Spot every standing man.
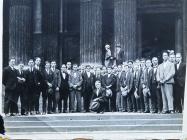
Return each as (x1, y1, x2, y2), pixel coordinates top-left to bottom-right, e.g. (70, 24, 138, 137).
(133, 62, 142, 113)
(116, 65, 123, 112)
(104, 44, 112, 67)
(174, 53, 186, 113)
(103, 67, 116, 112)
(58, 64, 69, 113)
(66, 61, 72, 111)
(34, 57, 43, 114)
(16, 62, 27, 115)
(42, 61, 54, 114)
(51, 61, 61, 113)
(25, 59, 36, 115)
(3, 58, 18, 116)
(157, 51, 175, 114)
(69, 64, 83, 112)
(141, 59, 153, 113)
(152, 57, 162, 113)
(82, 65, 95, 112)
(116, 44, 124, 65)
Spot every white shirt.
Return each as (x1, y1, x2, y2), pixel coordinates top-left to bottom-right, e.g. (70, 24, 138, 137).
(62, 72, 66, 79)
(177, 62, 181, 70)
(51, 67, 55, 72)
(87, 72, 91, 78)
(35, 65, 39, 70)
(96, 88, 100, 96)
(46, 69, 50, 74)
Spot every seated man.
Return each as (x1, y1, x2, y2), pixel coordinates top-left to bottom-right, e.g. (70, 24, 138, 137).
(90, 80, 107, 113)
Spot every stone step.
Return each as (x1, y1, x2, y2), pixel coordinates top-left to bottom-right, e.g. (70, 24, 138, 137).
(4, 113, 183, 121)
(4, 113, 182, 133)
(4, 119, 182, 126)
(6, 124, 182, 132)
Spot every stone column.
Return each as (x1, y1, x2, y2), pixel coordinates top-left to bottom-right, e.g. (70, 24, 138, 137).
(59, 0, 64, 66)
(175, 17, 183, 54)
(182, 0, 187, 135)
(42, 0, 59, 63)
(114, 0, 137, 60)
(33, 0, 43, 59)
(137, 19, 142, 58)
(0, 0, 3, 114)
(183, 0, 187, 62)
(80, 0, 102, 65)
(9, 0, 32, 64)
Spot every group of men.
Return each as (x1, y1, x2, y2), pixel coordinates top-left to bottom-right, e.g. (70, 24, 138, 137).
(2, 50, 186, 116)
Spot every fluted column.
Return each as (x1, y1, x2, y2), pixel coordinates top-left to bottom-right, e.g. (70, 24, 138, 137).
(9, 0, 32, 63)
(80, 0, 102, 65)
(175, 17, 183, 54)
(137, 20, 142, 58)
(43, 0, 59, 63)
(59, 0, 64, 66)
(114, 0, 137, 60)
(183, 0, 187, 62)
(33, 0, 43, 59)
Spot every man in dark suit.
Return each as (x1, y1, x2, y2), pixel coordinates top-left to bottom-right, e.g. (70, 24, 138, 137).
(174, 53, 186, 113)
(90, 80, 107, 113)
(141, 59, 154, 113)
(34, 57, 43, 114)
(82, 65, 95, 112)
(25, 59, 37, 115)
(42, 61, 54, 114)
(3, 58, 18, 116)
(139, 58, 146, 112)
(16, 62, 27, 115)
(120, 64, 134, 112)
(133, 62, 142, 112)
(66, 61, 72, 111)
(58, 64, 69, 113)
(103, 67, 116, 112)
(51, 61, 61, 113)
(152, 57, 162, 113)
(116, 44, 124, 65)
(69, 64, 83, 112)
(116, 65, 123, 112)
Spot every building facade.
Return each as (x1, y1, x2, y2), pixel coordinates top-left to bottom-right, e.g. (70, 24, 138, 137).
(3, 0, 187, 67)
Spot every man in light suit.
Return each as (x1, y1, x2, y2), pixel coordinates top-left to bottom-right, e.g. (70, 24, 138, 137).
(69, 64, 83, 112)
(51, 61, 61, 113)
(174, 53, 186, 113)
(157, 51, 175, 114)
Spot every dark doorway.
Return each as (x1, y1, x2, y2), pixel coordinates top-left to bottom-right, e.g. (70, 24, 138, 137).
(141, 13, 175, 60)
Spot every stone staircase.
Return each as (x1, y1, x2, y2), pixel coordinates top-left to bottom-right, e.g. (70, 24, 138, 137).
(4, 112, 183, 134)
